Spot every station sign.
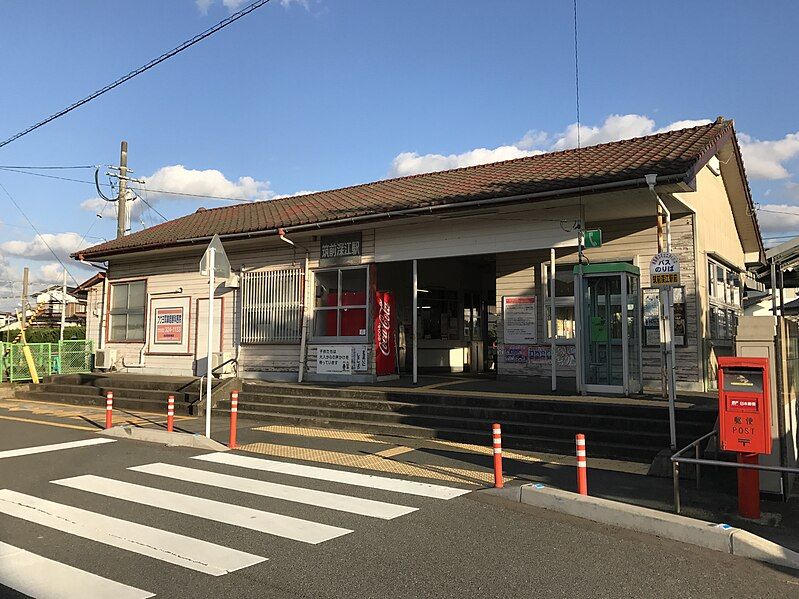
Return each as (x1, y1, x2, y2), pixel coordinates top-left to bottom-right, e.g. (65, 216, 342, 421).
(650, 252, 681, 287)
(320, 232, 362, 266)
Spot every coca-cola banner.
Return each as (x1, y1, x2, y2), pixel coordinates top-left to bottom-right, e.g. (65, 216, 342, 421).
(374, 290, 397, 376)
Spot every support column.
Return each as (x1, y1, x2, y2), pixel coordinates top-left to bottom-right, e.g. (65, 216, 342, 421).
(412, 259, 418, 385)
(550, 248, 556, 392)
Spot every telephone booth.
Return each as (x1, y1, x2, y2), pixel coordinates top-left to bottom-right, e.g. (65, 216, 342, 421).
(574, 263, 642, 395)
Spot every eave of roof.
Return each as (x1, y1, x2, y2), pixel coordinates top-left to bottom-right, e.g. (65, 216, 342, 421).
(75, 119, 755, 261)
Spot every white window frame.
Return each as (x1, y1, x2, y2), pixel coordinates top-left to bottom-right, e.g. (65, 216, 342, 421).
(311, 265, 370, 343)
(707, 257, 742, 343)
(109, 280, 146, 342)
(542, 262, 576, 343)
(240, 267, 304, 344)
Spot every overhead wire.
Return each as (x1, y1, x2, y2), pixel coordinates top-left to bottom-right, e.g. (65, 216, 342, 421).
(0, 165, 257, 203)
(0, 0, 274, 149)
(0, 179, 79, 285)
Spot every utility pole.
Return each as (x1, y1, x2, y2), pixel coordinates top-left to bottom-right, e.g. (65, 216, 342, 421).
(116, 140, 128, 239)
(20, 267, 29, 333)
(60, 267, 67, 342)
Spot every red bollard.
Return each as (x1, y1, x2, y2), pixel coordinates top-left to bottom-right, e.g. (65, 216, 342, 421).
(228, 390, 239, 449)
(105, 391, 113, 429)
(576, 433, 588, 495)
(166, 394, 175, 432)
(492, 423, 503, 488)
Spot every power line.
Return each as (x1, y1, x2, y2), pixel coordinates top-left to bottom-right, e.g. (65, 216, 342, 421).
(0, 179, 78, 285)
(0, 164, 96, 170)
(132, 190, 168, 222)
(0, 0, 273, 149)
(757, 207, 799, 216)
(0, 166, 257, 203)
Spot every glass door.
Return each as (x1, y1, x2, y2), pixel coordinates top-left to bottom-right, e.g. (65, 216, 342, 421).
(584, 275, 624, 391)
(625, 273, 642, 393)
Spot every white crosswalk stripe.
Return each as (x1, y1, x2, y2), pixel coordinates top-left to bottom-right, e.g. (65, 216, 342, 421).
(0, 451, 470, 595)
(0, 489, 266, 575)
(192, 452, 472, 499)
(129, 462, 419, 520)
(0, 541, 154, 599)
(52, 474, 354, 544)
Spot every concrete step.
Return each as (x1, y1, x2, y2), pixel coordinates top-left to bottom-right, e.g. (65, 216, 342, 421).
(216, 400, 696, 450)
(218, 408, 663, 462)
(34, 383, 197, 404)
(14, 390, 196, 416)
(44, 373, 204, 393)
(228, 393, 712, 435)
(240, 381, 716, 421)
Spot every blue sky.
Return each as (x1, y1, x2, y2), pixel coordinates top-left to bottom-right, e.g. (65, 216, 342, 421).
(0, 0, 798, 308)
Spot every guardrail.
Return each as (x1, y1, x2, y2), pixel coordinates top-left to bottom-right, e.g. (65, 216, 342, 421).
(670, 430, 799, 513)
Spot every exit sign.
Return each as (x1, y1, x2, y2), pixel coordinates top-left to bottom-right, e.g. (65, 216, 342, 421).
(584, 229, 602, 248)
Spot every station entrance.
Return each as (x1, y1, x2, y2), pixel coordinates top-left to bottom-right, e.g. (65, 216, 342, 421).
(376, 255, 496, 376)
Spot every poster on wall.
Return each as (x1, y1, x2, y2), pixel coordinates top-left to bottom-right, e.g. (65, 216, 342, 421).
(642, 287, 686, 347)
(317, 345, 352, 374)
(149, 296, 191, 354)
(155, 308, 183, 343)
(352, 345, 369, 372)
(503, 296, 537, 344)
(502, 345, 528, 364)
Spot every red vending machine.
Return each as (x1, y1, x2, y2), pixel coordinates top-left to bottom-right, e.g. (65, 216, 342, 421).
(374, 291, 397, 376)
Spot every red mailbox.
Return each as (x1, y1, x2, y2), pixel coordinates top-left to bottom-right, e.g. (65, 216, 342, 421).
(717, 356, 772, 520)
(718, 357, 771, 455)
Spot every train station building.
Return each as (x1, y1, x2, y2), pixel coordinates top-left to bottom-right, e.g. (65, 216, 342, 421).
(75, 119, 764, 394)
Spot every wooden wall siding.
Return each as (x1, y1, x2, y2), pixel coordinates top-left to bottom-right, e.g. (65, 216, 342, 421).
(373, 206, 579, 262)
(494, 215, 702, 387)
(98, 229, 377, 375)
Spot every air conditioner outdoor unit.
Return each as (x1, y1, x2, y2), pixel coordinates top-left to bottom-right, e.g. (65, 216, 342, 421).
(95, 348, 117, 370)
(212, 352, 234, 377)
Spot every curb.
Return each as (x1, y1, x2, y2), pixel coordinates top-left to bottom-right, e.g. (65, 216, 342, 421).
(484, 483, 799, 571)
(99, 425, 229, 451)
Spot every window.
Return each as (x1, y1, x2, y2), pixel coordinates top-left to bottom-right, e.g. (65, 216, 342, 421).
(313, 266, 368, 339)
(109, 281, 145, 341)
(241, 268, 304, 343)
(707, 259, 742, 342)
(543, 264, 576, 340)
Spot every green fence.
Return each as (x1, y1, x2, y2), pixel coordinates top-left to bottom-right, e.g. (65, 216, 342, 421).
(0, 340, 93, 383)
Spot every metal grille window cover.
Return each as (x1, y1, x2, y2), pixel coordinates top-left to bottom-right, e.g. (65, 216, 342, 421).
(241, 268, 304, 343)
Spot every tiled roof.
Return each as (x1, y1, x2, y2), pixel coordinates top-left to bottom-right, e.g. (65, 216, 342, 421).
(77, 119, 737, 259)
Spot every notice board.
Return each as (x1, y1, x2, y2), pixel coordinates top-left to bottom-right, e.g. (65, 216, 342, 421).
(503, 296, 537, 344)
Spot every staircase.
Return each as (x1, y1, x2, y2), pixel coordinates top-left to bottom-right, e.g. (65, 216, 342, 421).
(14, 373, 218, 416)
(215, 381, 718, 463)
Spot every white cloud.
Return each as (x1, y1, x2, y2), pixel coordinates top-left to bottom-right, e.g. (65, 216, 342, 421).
(195, 0, 213, 14)
(755, 204, 799, 234)
(550, 115, 711, 151)
(738, 132, 799, 180)
(144, 164, 272, 201)
(390, 115, 711, 177)
(390, 146, 544, 177)
(0, 232, 89, 263)
(197, 0, 310, 13)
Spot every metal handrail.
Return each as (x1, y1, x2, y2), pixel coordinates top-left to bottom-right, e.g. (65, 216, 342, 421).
(196, 357, 238, 409)
(670, 430, 799, 513)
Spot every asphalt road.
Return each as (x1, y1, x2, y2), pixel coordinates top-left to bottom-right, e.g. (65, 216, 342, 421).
(0, 418, 797, 599)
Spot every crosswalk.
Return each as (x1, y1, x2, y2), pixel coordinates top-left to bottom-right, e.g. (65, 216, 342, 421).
(0, 450, 471, 598)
